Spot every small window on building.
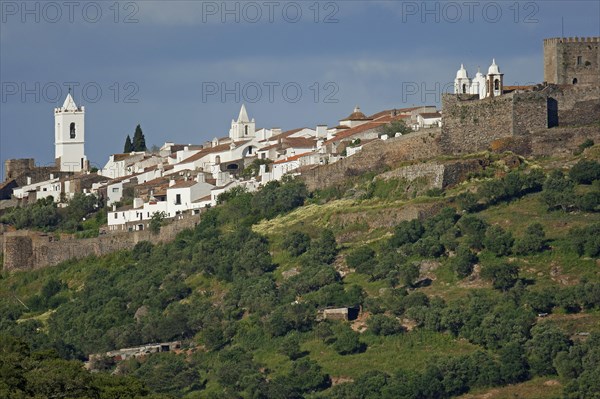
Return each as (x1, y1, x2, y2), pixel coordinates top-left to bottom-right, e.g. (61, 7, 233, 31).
(114, 213, 117, 219)
(175, 194, 181, 205)
(112, 187, 119, 192)
(70, 122, 76, 139)
(245, 125, 248, 135)
(494, 79, 500, 90)
(462, 83, 467, 94)
(577, 56, 582, 65)
(573, 78, 578, 85)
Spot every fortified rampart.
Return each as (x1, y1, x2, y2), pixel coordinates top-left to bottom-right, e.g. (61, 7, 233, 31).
(300, 129, 442, 191)
(4, 159, 35, 181)
(543, 84, 600, 127)
(2, 214, 201, 272)
(375, 158, 486, 190)
(441, 83, 600, 155)
(440, 91, 548, 154)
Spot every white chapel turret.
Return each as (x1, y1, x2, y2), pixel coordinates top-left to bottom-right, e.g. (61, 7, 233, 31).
(486, 59, 504, 97)
(472, 67, 487, 99)
(453, 59, 505, 99)
(54, 91, 87, 172)
(454, 64, 471, 94)
(229, 104, 256, 140)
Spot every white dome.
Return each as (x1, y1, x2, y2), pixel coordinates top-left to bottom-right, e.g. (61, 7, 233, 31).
(456, 64, 468, 79)
(488, 59, 500, 75)
(475, 67, 483, 78)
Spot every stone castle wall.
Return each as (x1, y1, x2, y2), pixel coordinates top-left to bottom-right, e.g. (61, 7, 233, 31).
(3, 214, 201, 272)
(300, 129, 442, 191)
(4, 159, 35, 181)
(543, 84, 600, 127)
(544, 37, 600, 85)
(375, 158, 486, 190)
(440, 91, 548, 155)
(441, 82, 600, 156)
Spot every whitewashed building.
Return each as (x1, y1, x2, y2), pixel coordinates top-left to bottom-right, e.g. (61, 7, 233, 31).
(55, 92, 87, 172)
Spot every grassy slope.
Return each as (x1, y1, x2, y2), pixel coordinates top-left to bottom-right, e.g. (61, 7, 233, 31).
(2, 149, 598, 398)
(249, 150, 600, 397)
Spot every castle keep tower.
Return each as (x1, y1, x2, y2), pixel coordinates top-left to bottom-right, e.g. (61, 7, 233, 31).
(55, 92, 87, 172)
(544, 37, 600, 85)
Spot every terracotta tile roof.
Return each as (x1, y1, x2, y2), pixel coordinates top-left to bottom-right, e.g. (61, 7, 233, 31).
(259, 143, 280, 151)
(112, 153, 139, 162)
(194, 194, 212, 203)
(331, 125, 350, 130)
(368, 107, 427, 120)
(137, 176, 170, 187)
(418, 112, 442, 118)
(179, 140, 250, 164)
(267, 128, 306, 142)
(324, 114, 409, 144)
(281, 137, 316, 148)
(259, 136, 316, 152)
(273, 152, 312, 164)
(113, 204, 134, 212)
(106, 173, 141, 185)
(169, 180, 198, 189)
(503, 85, 535, 92)
(342, 110, 371, 121)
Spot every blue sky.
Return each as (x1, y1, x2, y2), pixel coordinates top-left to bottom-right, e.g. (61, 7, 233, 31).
(1, 1, 599, 172)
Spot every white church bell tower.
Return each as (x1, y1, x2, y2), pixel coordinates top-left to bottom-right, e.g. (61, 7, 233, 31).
(229, 104, 256, 140)
(55, 91, 87, 172)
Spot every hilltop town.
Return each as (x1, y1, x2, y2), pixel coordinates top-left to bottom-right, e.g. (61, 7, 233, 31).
(1, 36, 600, 399)
(1, 36, 599, 269)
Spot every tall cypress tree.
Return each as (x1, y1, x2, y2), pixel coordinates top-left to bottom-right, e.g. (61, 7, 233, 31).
(132, 124, 147, 152)
(123, 135, 133, 153)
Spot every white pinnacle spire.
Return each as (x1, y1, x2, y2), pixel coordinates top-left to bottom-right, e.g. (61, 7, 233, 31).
(237, 104, 250, 123)
(62, 92, 78, 111)
(488, 58, 500, 75)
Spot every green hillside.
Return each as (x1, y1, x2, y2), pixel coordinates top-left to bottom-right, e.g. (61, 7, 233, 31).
(1, 147, 599, 399)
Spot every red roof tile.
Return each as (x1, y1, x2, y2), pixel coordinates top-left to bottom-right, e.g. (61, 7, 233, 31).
(179, 140, 250, 164)
(324, 114, 409, 144)
(273, 152, 312, 164)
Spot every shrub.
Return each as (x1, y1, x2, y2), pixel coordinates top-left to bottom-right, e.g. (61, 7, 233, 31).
(279, 332, 302, 360)
(367, 314, 404, 336)
(573, 138, 594, 155)
(332, 327, 363, 355)
(569, 159, 600, 184)
(450, 246, 478, 278)
(568, 223, 600, 257)
(541, 170, 576, 211)
(282, 231, 311, 257)
(412, 236, 445, 258)
(577, 191, 600, 212)
(481, 262, 519, 291)
(304, 229, 338, 265)
(514, 223, 546, 255)
(456, 192, 479, 212)
(389, 219, 424, 248)
(132, 241, 154, 260)
(483, 225, 514, 257)
(346, 246, 377, 275)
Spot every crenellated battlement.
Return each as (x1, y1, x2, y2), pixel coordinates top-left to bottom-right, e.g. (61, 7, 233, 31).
(544, 37, 600, 44)
(544, 36, 600, 86)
